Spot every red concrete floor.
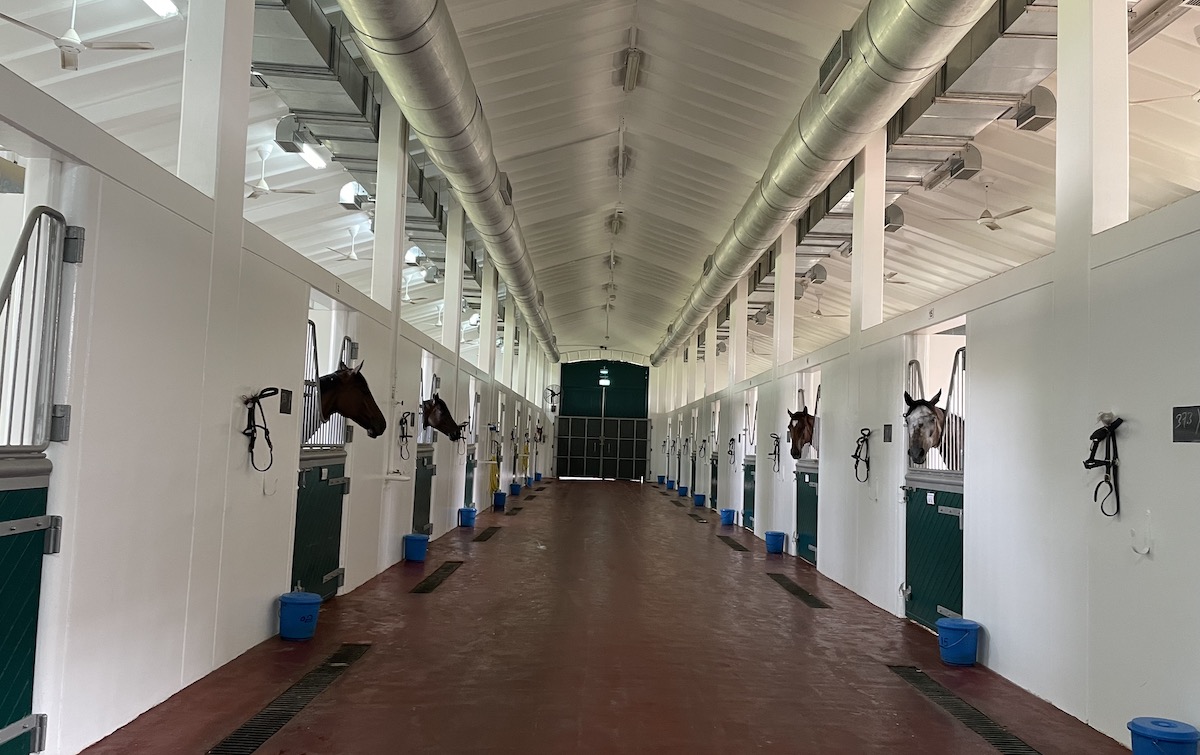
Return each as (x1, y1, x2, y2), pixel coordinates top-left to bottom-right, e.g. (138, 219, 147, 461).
(84, 480, 1126, 754)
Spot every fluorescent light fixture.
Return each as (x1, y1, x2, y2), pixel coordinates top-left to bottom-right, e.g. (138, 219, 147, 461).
(299, 142, 326, 170)
(599, 377, 611, 386)
(142, 0, 179, 18)
(623, 48, 642, 92)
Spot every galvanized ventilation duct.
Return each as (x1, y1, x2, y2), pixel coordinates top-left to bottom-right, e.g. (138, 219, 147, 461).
(338, 0, 559, 361)
(649, 0, 992, 366)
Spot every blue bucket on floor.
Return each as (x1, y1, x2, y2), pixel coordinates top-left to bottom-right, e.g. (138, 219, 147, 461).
(657, 475, 665, 485)
(525, 477, 533, 488)
(666, 479, 675, 490)
(509, 482, 522, 497)
(678, 485, 689, 497)
(403, 533, 429, 562)
(765, 531, 786, 554)
(693, 494, 706, 507)
(458, 507, 477, 528)
(535, 473, 542, 482)
(936, 617, 981, 666)
(493, 491, 506, 511)
(720, 508, 736, 525)
(278, 591, 321, 641)
(1129, 718, 1200, 755)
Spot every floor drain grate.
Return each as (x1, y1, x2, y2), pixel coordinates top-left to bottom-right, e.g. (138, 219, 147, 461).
(504, 507, 524, 516)
(767, 573, 830, 608)
(888, 666, 1042, 754)
(717, 535, 749, 552)
(207, 644, 370, 754)
(672, 500, 685, 507)
(473, 526, 501, 542)
(688, 513, 708, 523)
(535, 486, 547, 491)
(524, 495, 538, 500)
(411, 561, 463, 593)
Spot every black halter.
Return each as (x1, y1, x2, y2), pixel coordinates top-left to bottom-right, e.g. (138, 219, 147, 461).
(852, 428, 871, 483)
(1084, 417, 1122, 517)
(242, 387, 279, 472)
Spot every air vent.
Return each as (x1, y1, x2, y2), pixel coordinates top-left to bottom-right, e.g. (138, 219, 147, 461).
(1014, 86, 1057, 132)
(498, 172, 513, 205)
(819, 30, 853, 94)
(884, 204, 904, 232)
(1186, 0, 1200, 7)
(702, 254, 714, 275)
(955, 144, 983, 181)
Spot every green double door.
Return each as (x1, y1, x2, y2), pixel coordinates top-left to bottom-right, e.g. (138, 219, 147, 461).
(293, 457, 347, 600)
(795, 466, 818, 566)
(742, 460, 756, 530)
(904, 486, 964, 630)
(0, 484, 51, 755)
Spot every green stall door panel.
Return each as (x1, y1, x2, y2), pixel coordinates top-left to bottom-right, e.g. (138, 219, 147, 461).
(796, 471, 819, 566)
(905, 488, 963, 631)
(0, 487, 48, 755)
(743, 462, 756, 530)
(464, 455, 476, 507)
(413, 455, 435, 534)
(709, 456, 718, 509)
(291, 464, 344, 601)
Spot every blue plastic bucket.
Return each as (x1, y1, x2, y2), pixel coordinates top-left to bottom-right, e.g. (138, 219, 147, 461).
(936, 617, 981, 666)
(278, 591, 321, 641)
(678, 485, 689, 497)
(693, 494, 706, 507)
(509, 482, 522, 497)
(666, 480, 675, 490)
(402, 533, 429, 562)
(720, 508, 736, 525)
(765, 531, 786, 554)
(535, 473, 543, 482)
(1129, 718, 1200, 755)
(657, 475, 666, 485)
(493, 491, 507, 511)
(458, 507, 477, 528)
(525, 477, 533, 488)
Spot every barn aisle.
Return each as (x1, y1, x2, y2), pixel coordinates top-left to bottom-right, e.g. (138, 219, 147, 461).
(83, 480, 1122, 754)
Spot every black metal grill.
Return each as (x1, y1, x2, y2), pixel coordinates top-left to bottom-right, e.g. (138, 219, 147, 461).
(473, 526, 501, 542)
(717, 535, 749, 552)
(767, 573, 830, 608)
(888, 666, 1042, 754)
(207, 644, 370, 755)
(524, 494, 538, 500)
(411, 561, 463, 593)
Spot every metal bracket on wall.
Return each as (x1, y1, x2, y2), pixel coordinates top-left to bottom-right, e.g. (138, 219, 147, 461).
(345, 425, 354, 443)
(297, 470, 307, 489)
(0, 713, 47, 751)
(348, 341, 359, 360)
(49, 405, 70, 442)
(322, 567, 345, 590)
(63, 225, 85, 264)
(330, 476, 350, 495)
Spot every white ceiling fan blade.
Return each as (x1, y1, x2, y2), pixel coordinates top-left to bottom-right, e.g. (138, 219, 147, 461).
(1130, 88, 1200, 105)
(991, 205, 1033, 221)
(0, 12, 60, 41)
(271, 189, 317, 195)
(85, 40, 154, 50)
(983, 220, 1003, 231)
(937, 217, 980, 222)
(59, 48, 79, 70)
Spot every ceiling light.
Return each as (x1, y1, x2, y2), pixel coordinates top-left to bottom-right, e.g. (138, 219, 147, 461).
(621, 27, 642, 93)
(404, 245, 425, 265)
(716, 341, 728, 355)
(299, 142, 326, 170)
(142, 0, 179, 18)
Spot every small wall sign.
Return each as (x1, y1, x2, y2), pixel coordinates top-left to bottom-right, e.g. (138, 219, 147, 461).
(1173, 406, 1200, 442)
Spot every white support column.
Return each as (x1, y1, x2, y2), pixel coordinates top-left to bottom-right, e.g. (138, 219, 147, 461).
(478, 260, 499, 374)
(501, 296, 515, 388)
(729, 276, 749, 386)
(440, 200, 465, 352)
(773, 223, 797, 364)
(704, 310, 718, 396)
(691, 333, 703, 402)
(851, 128, 886, 336)
(174, 0, 254, 684)
(516, 322, 530, 399)
(371, 95, 408, 308)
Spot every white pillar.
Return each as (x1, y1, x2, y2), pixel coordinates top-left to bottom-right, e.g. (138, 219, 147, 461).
(773, 222, 797, 364)
(371, 96, 408, 308)
(851, 128, 886, 335)
(704, 310, 718, 396)
(440, 200, 465, 352)
(501, 296, 515, 388)
(729, 276, 749, 386)
(174, 0, 254, 684)
(478, 260, 499, 374)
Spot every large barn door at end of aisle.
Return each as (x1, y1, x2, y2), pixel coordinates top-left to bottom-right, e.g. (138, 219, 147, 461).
(555, 416, 648, 480)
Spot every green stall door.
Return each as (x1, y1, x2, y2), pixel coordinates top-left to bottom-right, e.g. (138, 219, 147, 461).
(709, 455, 719, 509)
(0, 487, 49, 755)
(795, 469, 818, 566)
(292, 463, 345, 600)
(743, 461, 756, 530)
(464, 454, 476, 507)
(904, 488, 964, 631)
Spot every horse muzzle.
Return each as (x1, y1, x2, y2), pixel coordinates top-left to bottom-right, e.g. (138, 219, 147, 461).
(790, 447, 801, 460)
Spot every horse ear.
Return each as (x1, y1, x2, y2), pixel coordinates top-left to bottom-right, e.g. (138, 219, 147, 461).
(800, 405, 808, 414)
(928, 389, 942, 406)
(352, 360, 363, 375)
(787, 409, 798, 419)
(904, 391, 915, 408)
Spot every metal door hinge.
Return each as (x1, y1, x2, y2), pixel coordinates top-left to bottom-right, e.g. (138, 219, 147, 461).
(64, 225, 85, 264)
(297, 470, 306, 489)
(937, 604, 962, 619)
(44, 516, 62, 554)
(1, 515, 61, 554)
(49, 405, 70, 442)
(322, 567, 345, 589)
(345, 425, 354, 443)
(0, 713, 47, 751)
(900, 582, 912, 600)
(348, 341, 359, 360)
(329, 476, 350, 495)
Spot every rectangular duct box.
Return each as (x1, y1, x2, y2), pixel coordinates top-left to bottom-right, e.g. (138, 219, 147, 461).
(499, 172, 513, 205)
(1015, 104, 1054, 132)
(818, 30, 852, 94)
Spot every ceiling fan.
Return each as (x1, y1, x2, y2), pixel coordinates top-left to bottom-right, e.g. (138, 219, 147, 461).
(806, 293, 849, 320)
(246, 145, 317, 199)
(938, 183, 1032, 231)
(0, 0, 154, 71)
(1130, 87, 1200, 106)
(884, 271, 910, 285)
(327, 227, 371, 261)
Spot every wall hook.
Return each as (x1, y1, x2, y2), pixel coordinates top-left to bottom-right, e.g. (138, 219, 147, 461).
(1131, 509, 1152, 556)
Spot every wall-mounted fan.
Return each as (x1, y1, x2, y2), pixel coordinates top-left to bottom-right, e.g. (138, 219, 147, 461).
(246, 146, 317, 199)
(0, 0, 154, 71)
(544, 384, 562, 413)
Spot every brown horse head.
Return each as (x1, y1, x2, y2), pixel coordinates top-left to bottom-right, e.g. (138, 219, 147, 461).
(420, 393, 464, 442)
(903, 389, 945, 466)
(320, 361, 386, 438)
(787, 407, 816, 460)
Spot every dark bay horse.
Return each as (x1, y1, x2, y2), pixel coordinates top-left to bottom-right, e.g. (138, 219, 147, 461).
(787, 407, 816, 460)
(421, 392, 465, 442)
(903, 390, 964, 471)
(321, 361, 387, 438)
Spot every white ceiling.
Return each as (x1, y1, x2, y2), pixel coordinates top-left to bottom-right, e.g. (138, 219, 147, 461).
(2, 0, 1199, 376)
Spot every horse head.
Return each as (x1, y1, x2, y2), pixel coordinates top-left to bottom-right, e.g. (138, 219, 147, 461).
(321, 361, 387, 438)
(903, 389, 945, 466)
(420, 393, 464, 442)
(786, 407, 816, 459)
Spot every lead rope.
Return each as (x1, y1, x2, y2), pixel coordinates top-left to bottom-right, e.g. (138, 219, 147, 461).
(852, 428, 871, 483)
(241, 387, 279, 472)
